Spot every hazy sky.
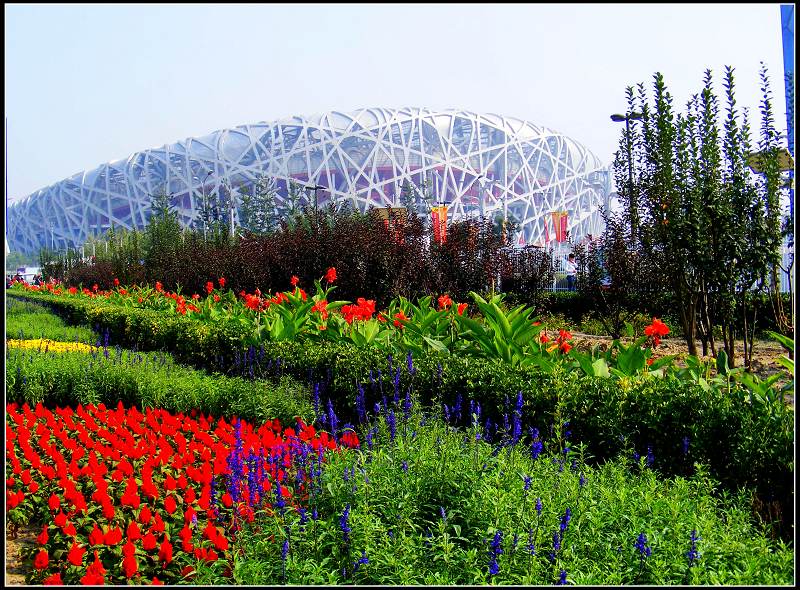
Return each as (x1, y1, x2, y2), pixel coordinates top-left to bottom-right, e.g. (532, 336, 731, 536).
(4, 3, 791, 202)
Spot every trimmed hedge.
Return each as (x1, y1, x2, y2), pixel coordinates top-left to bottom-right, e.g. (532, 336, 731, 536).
(5, 345, 313, 427)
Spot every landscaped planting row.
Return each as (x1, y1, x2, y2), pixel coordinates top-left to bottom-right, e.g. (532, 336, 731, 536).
(6, 399, 793, 585)
(7, 287, 793, 540)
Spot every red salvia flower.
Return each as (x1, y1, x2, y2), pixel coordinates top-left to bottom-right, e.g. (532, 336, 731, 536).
(37, 525, 49, 545)
(218, 277, 225, 288)
(67, 541, 86, 566)
(126, 520, 141, 541)
(142, 532, 158, 551)
(205, 281, 214, 295)
(33, 550, 49, 570)
(158, 538, 173, 565)
(88, 524, 104, 546)
(324, 267, 337, 284)
(43, 572, 63, 585)
(104, 526, 123, 546)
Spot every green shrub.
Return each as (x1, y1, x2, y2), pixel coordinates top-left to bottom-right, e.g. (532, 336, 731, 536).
(5, 347, 312, 426)
(6, 297, 98, 343)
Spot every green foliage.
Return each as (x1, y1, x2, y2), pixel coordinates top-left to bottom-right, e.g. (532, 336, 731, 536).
(225, 413, 792, 584)
(5, 346, 312, 426)
(611, 65, 791, 363)
(6, 297, 98, 343)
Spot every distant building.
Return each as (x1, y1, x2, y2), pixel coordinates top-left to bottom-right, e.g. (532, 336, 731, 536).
(7, 107, 611, 254)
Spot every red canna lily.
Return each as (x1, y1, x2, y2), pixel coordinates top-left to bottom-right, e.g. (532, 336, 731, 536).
(324, 267, 337, 284)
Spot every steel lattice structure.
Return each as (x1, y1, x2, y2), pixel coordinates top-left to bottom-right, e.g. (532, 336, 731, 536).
(7, 107, 611, 254)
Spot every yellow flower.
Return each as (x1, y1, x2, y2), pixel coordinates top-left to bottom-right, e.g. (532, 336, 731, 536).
(6, 339, 97, 354)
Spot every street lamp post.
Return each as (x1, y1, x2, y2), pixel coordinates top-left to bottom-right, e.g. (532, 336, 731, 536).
(196, 170, 213, 241)
(611, 111, 643, 238)
(305, 183, 327, 212)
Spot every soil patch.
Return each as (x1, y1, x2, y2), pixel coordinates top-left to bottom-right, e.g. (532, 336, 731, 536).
(5, 522, 38, 586)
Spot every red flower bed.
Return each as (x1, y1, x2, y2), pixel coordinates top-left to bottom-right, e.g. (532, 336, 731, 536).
(6, 402, 355, 585)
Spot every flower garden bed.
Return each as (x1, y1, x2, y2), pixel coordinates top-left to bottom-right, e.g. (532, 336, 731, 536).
(5, 278, 795, 584)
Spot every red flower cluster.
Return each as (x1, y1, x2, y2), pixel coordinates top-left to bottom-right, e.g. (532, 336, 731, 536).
(341, 298, 376, 324)
(6, 402, 348, 585)
(644, 318, 670, 347)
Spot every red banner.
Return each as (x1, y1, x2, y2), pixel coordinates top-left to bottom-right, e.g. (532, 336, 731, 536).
(431, 206, 448, 244)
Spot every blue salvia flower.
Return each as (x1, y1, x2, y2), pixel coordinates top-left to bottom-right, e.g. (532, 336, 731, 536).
(512, 391, 523, 444)
(530, 428, 543, 460)
(527, 529, 536, 555)
(579, 472, 587, 487)
(274, 482, 286, 515)
(387, 409, 396, 442)
(560, 508, 572, 534)
(535, 497, 542, 516)
(549, 530, 561, 562)
(635, 532, 652, 558)
(453, 394, 462, 423)
(373, 402, 381, 416)
(327, 399, 338, 441)
(682, 436, 691, 456)
(356, 384, 366, 424)
(687, 530, 700, 567)
(401, 460, 408, 473)
(403, 387, 412, 422)
(439, 506, 446, 523)
(407, 350, 416, 375)
(512, 533, 519, 550)
(523, 475, 532, 496)
(281, 538, 290, 562)
(387, 529, 394, 540)
(563, 421, 571, 440)
(343, 467, 351, 482)
(633, 450, 640, 463)
(487, 530, 503, 577)
(298, 507, 308, 528)
(312, 506, 319, 521)
(366, 428, 374, 452)
(393, 367, 401, 405)
(556, 570, 568, 585)
(352, 549, 369, 574)
(646, 445, 654, 467)
(443, 404, 451, 424)
(339, 504, 352, 543)
(313, 382, 321, 421)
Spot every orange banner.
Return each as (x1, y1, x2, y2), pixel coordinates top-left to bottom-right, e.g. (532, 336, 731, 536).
(431, 205, 448, 244)
(551, 211, 568, 242)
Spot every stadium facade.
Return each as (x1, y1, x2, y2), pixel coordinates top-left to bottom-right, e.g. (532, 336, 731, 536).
(6, 107, 611, 254)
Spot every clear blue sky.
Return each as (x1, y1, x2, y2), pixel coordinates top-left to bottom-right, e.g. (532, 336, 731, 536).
(4, 3, 790, 202)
